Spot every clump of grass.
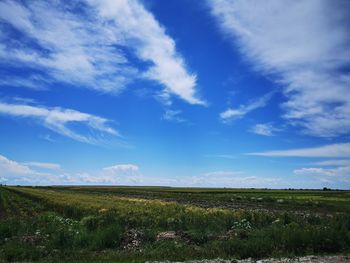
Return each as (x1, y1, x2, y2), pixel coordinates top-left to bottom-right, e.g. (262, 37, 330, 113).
(91, 224, 123, 249)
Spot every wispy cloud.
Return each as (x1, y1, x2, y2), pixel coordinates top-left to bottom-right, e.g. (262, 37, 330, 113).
(176, 173, 280, 188)
(209, 0, 350, 137)
(0, 154, 58, 185)
(205, 154, 236, 160)
(0, 0, 204, 104)
(0, 153, 282, 188)
(251, 123, 280, 136)
(162, 109, 186, 123)
(23, 162, 61, 170)
(294, 166, 350, 178)
(0, 155, 35, 175)
(0, 151, 143, 185)
(0, 101, 117, 143)
(77, 164, 142, 185)
(103, 164, 139, 173)
(220, 92, 272, 122)
(0, 75, 50, 90)
(79, 168, 279, 188)
(294, 158, 350, 184)
(0, 0, 134, 93)
(88, 0, 204, 105)
(312, 159, 350, 166)
(0, 153, 143, 186)
(72, 169, 272, 188)
(1, 153, 348, 188)
(248, 143, 350, 158)
(41, 134, 56, 143)
(204, 170, 244, 177)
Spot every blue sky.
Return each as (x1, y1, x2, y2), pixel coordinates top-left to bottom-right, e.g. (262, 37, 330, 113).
(0, 0, 350, 189)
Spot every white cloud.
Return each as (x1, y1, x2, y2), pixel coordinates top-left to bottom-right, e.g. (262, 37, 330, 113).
(248, 143, 350, 158)
(294, 166, 350, 177)
(0, 154, 282, 188)
(171, 173, 280, 188)
(312, 159, 350, 166)
(103, 164, 139, 173)
(0, 0, 133, 93)
(2, 152, 348, 188)
(0, 0, 203, 104)
(41, 134, 55, 143)
(204, 170, 244, 177)
(86, 169, 280, 188)
(0, 155, 35, 175)
(162, 109, 186, 123)
(294, 159, 350, 185)
(0, 75, 50, 90)
(23, 162, 61, 170)
(0, 154, 59, 185)
(62, 170, 273, 188)
(220, 92, 272, 122)
(6, 154, 347, 188)
(251, 123, 279, 136)
(209, 0, 350, 137)
(88, 0, 204, 105)
(0, 101, 117, 143)
(294, 168, 334, 177)
(0, 154, 143, 186)
(205, 154, 236, 160)
(77, 164, 142, 185)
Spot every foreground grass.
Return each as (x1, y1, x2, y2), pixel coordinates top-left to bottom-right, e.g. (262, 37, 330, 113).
(0, 186, 350, 262)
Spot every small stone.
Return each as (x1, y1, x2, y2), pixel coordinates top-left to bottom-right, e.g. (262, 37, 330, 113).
(156, 231, 177, 241)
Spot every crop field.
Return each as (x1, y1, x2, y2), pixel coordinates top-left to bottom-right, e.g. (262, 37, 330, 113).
(0, 186, 350, 262)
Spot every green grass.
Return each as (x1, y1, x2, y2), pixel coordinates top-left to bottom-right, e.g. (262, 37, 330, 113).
(1, 186, 350, 262)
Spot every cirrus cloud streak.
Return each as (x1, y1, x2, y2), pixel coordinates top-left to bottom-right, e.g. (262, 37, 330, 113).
(209, 0, 350, 137)
(0, 101, 118, 143)
(0, 0, 204, 105)
(248, 143, 350, 158)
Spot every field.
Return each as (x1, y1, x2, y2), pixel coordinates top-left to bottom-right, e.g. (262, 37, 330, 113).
(1, 186, 350, 262)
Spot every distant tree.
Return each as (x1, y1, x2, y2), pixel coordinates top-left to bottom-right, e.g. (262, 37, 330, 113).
(323, 187, 331, 191)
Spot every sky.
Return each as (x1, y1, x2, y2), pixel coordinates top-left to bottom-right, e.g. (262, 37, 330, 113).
(0, 0, 350, 189)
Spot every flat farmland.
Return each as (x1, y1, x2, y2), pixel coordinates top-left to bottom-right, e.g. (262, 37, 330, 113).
(1, 186, 350, 262)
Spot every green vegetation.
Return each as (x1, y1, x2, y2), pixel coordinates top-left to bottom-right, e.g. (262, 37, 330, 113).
(47, 186, 350, 213)
(1, 186, 350, 262)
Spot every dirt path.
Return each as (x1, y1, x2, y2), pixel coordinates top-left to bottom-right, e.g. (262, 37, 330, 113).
(148, 255, 350, 263)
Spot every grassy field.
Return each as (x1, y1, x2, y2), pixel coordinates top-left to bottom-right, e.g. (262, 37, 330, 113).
(0, 186, 350, 262)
